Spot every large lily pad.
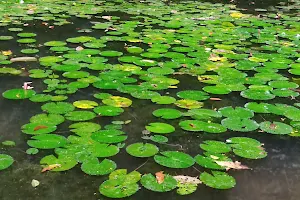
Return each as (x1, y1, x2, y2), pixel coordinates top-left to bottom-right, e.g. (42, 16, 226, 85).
(154, 151, 194, 168)
(81, 158, 116, 176)
(3, 89, 36, 100)
(146, 122, 175, 134)
(27, 134, 67, 149)
(141, 173, 177, 192)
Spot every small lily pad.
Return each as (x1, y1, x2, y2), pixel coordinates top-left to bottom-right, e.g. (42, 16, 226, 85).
(126, 143, 159, 158)
(146, 122, 175, 134)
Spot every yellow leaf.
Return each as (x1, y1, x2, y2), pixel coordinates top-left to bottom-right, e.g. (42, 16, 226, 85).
(230, 12, 244, 18)
(2, 50, 12, 56)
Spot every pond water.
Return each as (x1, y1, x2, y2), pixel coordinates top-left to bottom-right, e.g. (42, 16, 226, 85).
(0, 0, 300, 199)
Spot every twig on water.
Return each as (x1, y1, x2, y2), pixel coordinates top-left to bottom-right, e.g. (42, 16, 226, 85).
(134, 158, 149, 171)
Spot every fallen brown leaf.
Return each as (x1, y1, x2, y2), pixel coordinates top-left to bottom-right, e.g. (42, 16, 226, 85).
(155, 171, 165, 184)
(34, 125, 48, 131)
(173, 175, 202, 184)
(215, 161, 250, 171)
(41, 164, 61, 172)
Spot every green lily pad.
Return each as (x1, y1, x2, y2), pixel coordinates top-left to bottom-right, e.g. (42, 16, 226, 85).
(126, 143, 159, 158)
(40, 154, 77, 171)
(176, 182, 198, 195)
(154, 151, 194, 168)
(127, 46, 144, 54)
(21, 123, 57, 135)
(221, 118, 259, 132)
(131, 90, 160, 100)
(26, 148, 39, 155)
(2, 140, 15, 147)
(102, 96, 132, 107)
(29, 94, 52, 102)
(81, 158, 116, 176)
(69, 122, 101, 135)
(28, 134, 67, 149)
(21, 48, 39, 54)
(179, 120, 226, 133)
(44, 41, 67, 47)
(200, 140, 231, 154)
(73, 100, 98, 109)
(244, 102, 270, 113)
(65, 111, 96, 121)
(186, 109, 222, 120)
(219, 106, 254, 119)
(91, 130, 127, 144)
(141, 173, 177, 192)
(66, 36, 95, 43)
(149, 135, 168, 143)
(194, 155, 226, 170)
(151, 96, 176, 104)
(100, 169, 141, 198)
(203, 85, 231, 95)
(200, 171, 236, 189)
(153, 108, 182, 119)
(259, 121, 293, 135)
(94, 106, 124, 116)
(0, 154, 14, 171)
(241, 89, 275, 100)
(177, 90, 209, 101)
(3, 89, 36, 100)
(175, 99, 203, 109)
(146, 122, 175, 134)
(41, 102, 75, 114)
(100, 51, 123, 57)
(30, 113, 64, 126)
(99, 179, 139, 198)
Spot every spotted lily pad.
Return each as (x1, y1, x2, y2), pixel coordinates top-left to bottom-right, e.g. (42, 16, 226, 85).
(94, 106, 124, 116)
(141, 173, 177, 192)
(154, 151, 194, 168)
(73, 100, 98, 109)
(3, 89, 36, 100)
(200, 171, 236, 189)
(126, 143, 159, 158)
(260, 121, 293, 135)
(102, 96, 132, 107)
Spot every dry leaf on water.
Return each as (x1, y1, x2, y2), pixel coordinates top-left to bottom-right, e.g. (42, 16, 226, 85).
(173, 175, 202, 184)
(210, 97, 222, 101)
(215, 161, 250, 171)
(155, 171, 165, 184)
(34, 125, 48, 131)
(41, 164, 61, 172)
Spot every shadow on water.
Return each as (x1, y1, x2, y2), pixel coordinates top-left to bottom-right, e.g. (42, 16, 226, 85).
(0, 0, 300, 200)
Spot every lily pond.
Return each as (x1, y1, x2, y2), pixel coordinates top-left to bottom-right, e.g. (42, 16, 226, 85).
(0, 0, 300, 199)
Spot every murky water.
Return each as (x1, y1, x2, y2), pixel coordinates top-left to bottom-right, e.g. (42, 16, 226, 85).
(0, 0, 300, 200)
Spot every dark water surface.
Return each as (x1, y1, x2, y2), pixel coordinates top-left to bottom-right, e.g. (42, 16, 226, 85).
(0, 1, 300, 200)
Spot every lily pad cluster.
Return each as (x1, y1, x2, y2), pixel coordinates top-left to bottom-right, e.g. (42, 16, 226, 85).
(0, 0, 299, 199)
